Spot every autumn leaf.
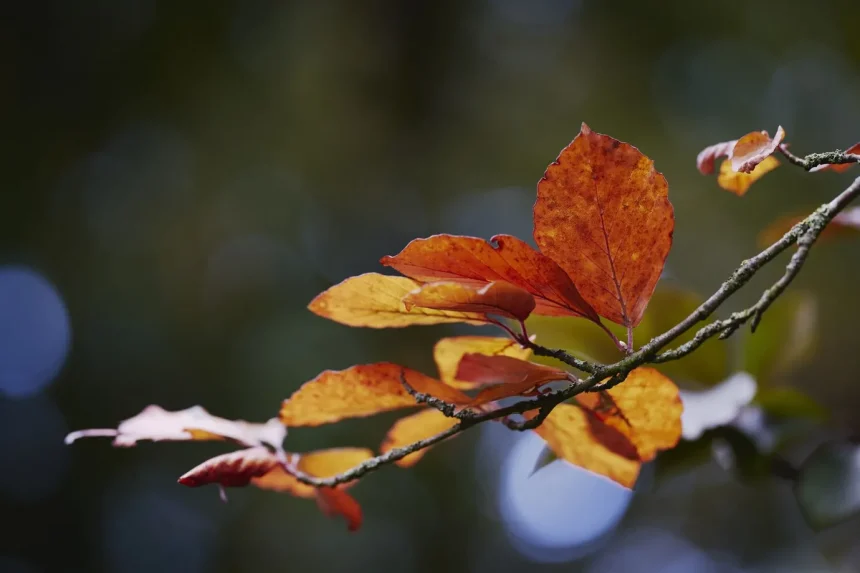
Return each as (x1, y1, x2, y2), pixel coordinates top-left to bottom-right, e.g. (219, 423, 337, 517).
(381, 234, 599, 320)
(64, 405, 286, 452)
(308, 272, 488, 328)
(403, 280, 536, 321)
(809, 142, 860, 173)
(758, 207, 860, 248)
(731, 127, 786, 173)
(532, 403, 641, 487)
(697, 140, 737, 175)
(433, 336, 532, 389)
(533, 123, 674, 328)
(380, 409, 459, 467)
(180, 447, 372, 531)
(455, 354, 573, 407)
(717, 156, 780, 196)
(280, 363, 470, 427)
(576, 367, 682, 461)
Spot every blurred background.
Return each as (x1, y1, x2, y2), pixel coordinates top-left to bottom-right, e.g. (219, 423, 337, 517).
(3, 1, 860, 572)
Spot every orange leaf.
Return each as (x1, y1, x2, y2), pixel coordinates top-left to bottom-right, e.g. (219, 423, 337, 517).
(731, 126, 786, 173)
(758, 206, 860, 248)
(810, 142, 860, 173)
(252, 447, 374, 497)
(280, 363, 470, 427)
(316, 487, 363, 532)
(381, 234, 599, 320)
(380, 409, 458, 468)
(534, 123, 674, 327)
(403, 280, 535, 321)
(433, 336, 532, 389)
(64, 405, 286, 451)
(532, 403, 641, 488)
(308, 272, 488, 328)
(455, 354, 572, 407)
(576, 367, 682, 461)
(178, 447, 278, 488)
(717, 156, 780, 196)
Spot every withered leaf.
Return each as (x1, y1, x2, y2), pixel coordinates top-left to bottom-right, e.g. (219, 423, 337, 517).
(534, 123, 674, 327)
(65, 405, 286, 452)
(403, 280, 536, 322)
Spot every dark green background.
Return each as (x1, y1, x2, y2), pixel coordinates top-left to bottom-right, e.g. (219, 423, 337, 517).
(2, 1, 860, 572)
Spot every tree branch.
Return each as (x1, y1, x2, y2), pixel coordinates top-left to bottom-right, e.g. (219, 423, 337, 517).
(287, 151, 860, 488)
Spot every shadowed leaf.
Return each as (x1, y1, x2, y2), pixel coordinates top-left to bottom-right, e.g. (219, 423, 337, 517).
(381, 234, 599, 320)
(403, 280, 535, 321)
(534, 123, 674, 327)
(532, 403, 641, 487)
(795, 441, 860, 530)
(434, 336, 532, 389)
(380, 409, 459, 467)
(308, 272, 488, 328)
(280, 363, 470, 427)
(758, 207, 860, 248)
(456, 354, 572, 407)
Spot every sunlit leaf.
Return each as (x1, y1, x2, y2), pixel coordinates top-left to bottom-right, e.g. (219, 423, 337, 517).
(280, 363, 470, 427)
(433, 336, 532, 389)
(456, 354, 572, 407)
(534, 123, 674, 327)
(532, 403, 641, 488)
(65, 405, 286, 451)
(742, 292, 817, 386)
(795, 440, 860, 530)
(381, 234, 600, 320)
(403, 280, 535, 321)
(380, 409, 458, 467)
(577, 367, 683, 461)
(731, 126, 786, 173)
(178, 447, 278, 488)
(809, 142, 860, 173)
(308, 272, 488, 328)
(717, 156, 780, 196)
(753, 387, 827, 421)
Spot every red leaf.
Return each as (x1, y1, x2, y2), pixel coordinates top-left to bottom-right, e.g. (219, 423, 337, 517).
(455, 354, 572, 407)
(731, 126, 786, 173)
(403, 280, 536, 321)
(534, 123, 674, 327)
(381, 234, 599, 321)
(316, 487, 363, 532)
(810, 142, 860, 173)
(178, 447, 278, 488)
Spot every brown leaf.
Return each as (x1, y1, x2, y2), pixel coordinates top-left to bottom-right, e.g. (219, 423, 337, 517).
(455, 354, 572, 407)
(758, 206, 860, 248)
(717, 156, 780, 196)
(576, 367, 682, 461)
(65, 405, 286, 451)
(308, 272, 488, 328)
(381, 234, 599, 320)
(380, 409, 458, 467)
(178, 447, 278, 488)
(433, 336, 532, 389)
(534, 123, 674, 327)
(280, 363, 470, 427)
(731, 126, 786, 173)
(403, 280, 536, 321)
(532, 403, 641, 488)
(810, 142, 860, 173)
